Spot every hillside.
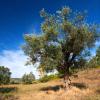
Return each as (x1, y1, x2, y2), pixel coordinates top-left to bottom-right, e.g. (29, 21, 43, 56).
(0, 68, 100, 100)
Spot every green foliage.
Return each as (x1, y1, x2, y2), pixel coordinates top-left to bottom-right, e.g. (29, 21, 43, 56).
(22, 72, 35, 84)
(0, 66, 11, 85)
(38, 74, 58, 83)
(86, 46, 100, 68)
(86, 57, 97, 68)
(23, 6, 100, 76)
(96, 46, 100, 66)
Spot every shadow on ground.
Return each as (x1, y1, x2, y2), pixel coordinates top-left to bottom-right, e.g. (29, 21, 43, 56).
(40, 82, 87, 92)
(96, 89, 100, 94)
(40, 85, 63, 92)
(0, 87, 17, 93)
(71, 82, 87, 89)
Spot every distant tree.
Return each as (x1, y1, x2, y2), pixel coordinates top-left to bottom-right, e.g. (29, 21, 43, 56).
(22, 72, 35, 84)
(0, 66, 11, 85)
(72, 57, 87, 70)
(23, 7, 100, 89)
(87, 57, 97, 68)
(96, 46, 100, 66)
(87, 46, 100, 68)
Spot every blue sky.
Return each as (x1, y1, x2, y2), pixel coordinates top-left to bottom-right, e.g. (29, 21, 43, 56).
(0, 0, 100, 78)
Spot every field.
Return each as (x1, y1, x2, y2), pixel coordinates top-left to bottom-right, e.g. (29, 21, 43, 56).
(0, 68, 100, 100)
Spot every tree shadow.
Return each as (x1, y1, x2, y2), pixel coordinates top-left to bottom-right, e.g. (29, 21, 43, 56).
(40, 85, 63, 92)
(71, 82, 87, 89)
(0, 87, 17, 93)
(40, 82, 87, 92)
(96, 89, 100, 94)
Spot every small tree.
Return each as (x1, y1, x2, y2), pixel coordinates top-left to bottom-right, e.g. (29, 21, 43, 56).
(0, 66, 11, 85)
(22, 72, 35, 84)
(23, 7, 99, 89)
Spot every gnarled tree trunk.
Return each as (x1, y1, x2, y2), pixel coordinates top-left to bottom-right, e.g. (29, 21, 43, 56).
(63, 66, 71, 90)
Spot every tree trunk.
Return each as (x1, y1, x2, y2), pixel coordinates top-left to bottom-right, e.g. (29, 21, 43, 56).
(63, 67, 71, 90)
(63, 74, 71, 90)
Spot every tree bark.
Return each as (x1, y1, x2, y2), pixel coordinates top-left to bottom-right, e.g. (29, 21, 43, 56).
(63, 74, 71, 90)
(63, 54, 76, 90)
(63, 66, 71, 90)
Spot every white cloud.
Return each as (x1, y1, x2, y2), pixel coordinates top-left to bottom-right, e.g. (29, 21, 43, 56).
(0, 50, 40, 79)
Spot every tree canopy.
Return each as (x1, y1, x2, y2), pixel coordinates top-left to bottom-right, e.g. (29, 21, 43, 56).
(23, 7, 100, 77)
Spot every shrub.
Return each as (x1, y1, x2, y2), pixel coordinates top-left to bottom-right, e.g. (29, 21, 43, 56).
(22, 72, 35, 84)
(0, 66, 11, 85)
(39, 74, 58, 83)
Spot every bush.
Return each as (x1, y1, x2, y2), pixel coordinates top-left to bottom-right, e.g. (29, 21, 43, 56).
(0, 66, 11, 85)
(22, 72, 35, 84)
(38, 74, 58, 83)
(32, 80, 39, 84)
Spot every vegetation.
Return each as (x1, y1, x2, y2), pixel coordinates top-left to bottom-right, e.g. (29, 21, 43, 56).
(38, 74, 58, 83)
(86, 46, 100, 68)
(22, 72, 35, 84)
(23, 7, 100, 89)
(0, 66, 11, 85)
(96, 46, 100, 66)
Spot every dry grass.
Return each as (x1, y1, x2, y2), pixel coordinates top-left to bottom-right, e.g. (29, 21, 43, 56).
(0, 68, 100, 100)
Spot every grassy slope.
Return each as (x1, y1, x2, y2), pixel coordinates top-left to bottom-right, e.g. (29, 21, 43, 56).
(0, 68, 100, 100)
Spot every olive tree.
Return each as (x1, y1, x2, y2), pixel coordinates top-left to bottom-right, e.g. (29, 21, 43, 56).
(23, 7, 99, 89)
